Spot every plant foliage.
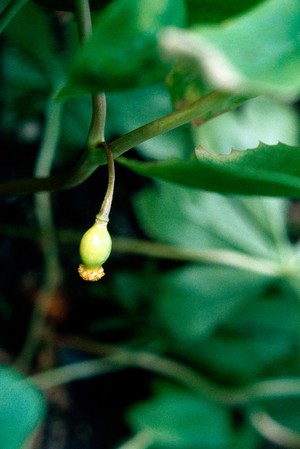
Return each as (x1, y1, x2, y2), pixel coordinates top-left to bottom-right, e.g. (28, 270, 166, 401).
(1, 0, 300, 448)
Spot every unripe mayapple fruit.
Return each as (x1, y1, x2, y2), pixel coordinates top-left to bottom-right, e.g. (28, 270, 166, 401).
(79, 222, 112, 269)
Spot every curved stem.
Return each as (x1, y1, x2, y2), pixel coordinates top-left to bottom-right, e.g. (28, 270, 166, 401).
(15, 98, 63, 371)
(27, 337, 300, 447)
(30, 336, 300, 408)
(28, 355, 126, 390)
(89, 93, 106, 146)
(96, 143, 115, 222)
(249, 407, 300, 448)
(0, 91, 248, 197)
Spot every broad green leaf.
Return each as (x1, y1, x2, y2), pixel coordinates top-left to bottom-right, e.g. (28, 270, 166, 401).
(60, 0, 186, 96)
(58, 97, 92, 162)
(133, 95, 292, 259)
(0, 366, 46, 449)
(187, 290, 300, 384)
(228, 294, 300, 338)
(191, 96, 296, 244)
(2, 48, 49, 130)
(4, 3, 62, 86)
(193, 97, 299, 155)
(154, 265, 269, 343)
(184, 0, 263, 24)
(191, 332, 293, 384)
(3, 50, 49, 93)
(161, 0, 300, 99)
(128, 382, 233, 449)
(119, 142, 300, 198)
(134, 181, 287, 260)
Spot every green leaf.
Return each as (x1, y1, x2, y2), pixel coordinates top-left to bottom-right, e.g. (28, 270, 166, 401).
(119, 142, 300, 198)
(184, 0, 262, 24)
(161, 0, 300, 99)
(4, 3, 62, 86)
(154, 265, 270, 343)
(133, 96, 292, 259)
(128, 382, 233, 449)
(191, 332, 291, 384)
(134, 181, 288, 260)
(60, 0, 186, 95)
(0, 366, 46, 449)
(193, 97, 299, 156)
(166, 62, 211, 111)
(187, 288, 300, 384)
(228, 294, 300, 338)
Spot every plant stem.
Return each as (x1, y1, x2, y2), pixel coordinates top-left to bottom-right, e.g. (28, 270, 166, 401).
(15, 99, 63, 372)
(0, 91, 248, 197)
(109, 92, 246, 157)
(0, 224, 285, 276)
(75, 0, 110, 220)
(75, 0, 92, 41)
(0, 0, 28, 34)
(249, 407, 300, 448)
(29, 336, 300, 408)
(112, 237, 279, 276)
(89, 93, 106, 146)
(96, 143, 115, 222)
(75, 0, 113, 223)
(75, 0, 106, 146)
(28, 355, 126, 390)
(28, 337, 300, 447)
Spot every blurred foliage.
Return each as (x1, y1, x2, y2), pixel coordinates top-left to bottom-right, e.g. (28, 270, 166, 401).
(0, 367, 46, 449)
(161, 0, 300, 99)
(1, 0, 300, 448)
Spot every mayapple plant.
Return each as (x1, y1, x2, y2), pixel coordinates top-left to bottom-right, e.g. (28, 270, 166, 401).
(2, 0, 300, 449)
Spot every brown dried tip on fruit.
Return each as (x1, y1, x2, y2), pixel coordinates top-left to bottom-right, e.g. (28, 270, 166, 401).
(78, 264, 105, 282)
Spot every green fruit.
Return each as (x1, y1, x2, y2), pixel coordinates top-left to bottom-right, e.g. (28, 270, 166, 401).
(33, 0, 110, 12)
(79, 222, 112, 268)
